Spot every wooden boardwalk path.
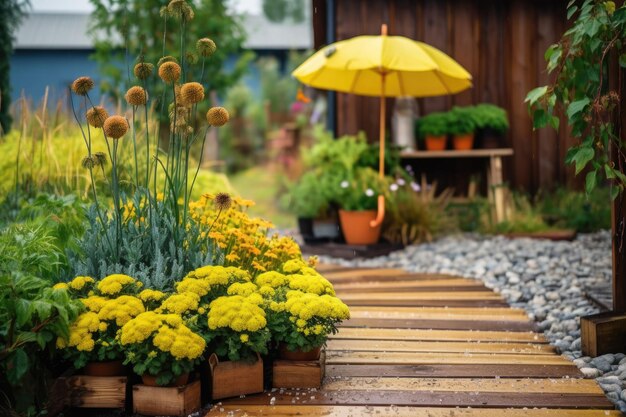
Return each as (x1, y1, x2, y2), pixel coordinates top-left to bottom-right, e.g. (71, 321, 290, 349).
(207, 266, 621, 417)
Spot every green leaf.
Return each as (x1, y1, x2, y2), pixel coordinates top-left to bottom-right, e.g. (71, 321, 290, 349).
(15, 299, 31, 327)
(7, 350, 29, 385)
(573, 147, 595, 174)
(585, 170, 597, 194)
(611, 186, 620, 200)
(525, 86, 548, 106)
(549, 116, 560, 130)
(620, 54, 626, 68)
(533, 109, 549, 128)
(567, 5, 578, 19)
(567, 98, 591, 120)
(605, 164, 616, 179)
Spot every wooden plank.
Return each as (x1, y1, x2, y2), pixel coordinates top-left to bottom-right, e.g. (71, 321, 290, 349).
(325, 364, 583, 379)
(272, 359, 323, 389)
(207, 405, 623, 417)
(133, 380, 201, 416)
(68, 376, 126, 409)
(322, 377, 604, 395)
(343, 299, 510, 307)
(325, 340, 555, 355)
(451, 0, 478, 106)
(400, 149, 514, 158)
(325, 351, 571, 366)
(340, 317, 534, 332)
(327, 273, 464, 284)
(332, 327, 547, 343)
(348, 306, 529, 317)
(324, 268, 419, 278)
(347, 306, 529, 320)
(338, 291, 503, 301)
(221, 390, 613, 409)
(334, 279, 488, 293)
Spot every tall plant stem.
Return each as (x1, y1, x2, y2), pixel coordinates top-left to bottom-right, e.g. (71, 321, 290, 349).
(131, 106, 140, 190)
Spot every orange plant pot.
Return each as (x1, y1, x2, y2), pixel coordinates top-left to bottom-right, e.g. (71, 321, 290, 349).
(338, 209, 381, 245)
(424, 135, 447, 151)
(453, 133, 475, 150)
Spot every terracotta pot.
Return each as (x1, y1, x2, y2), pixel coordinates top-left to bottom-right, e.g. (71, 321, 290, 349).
(278, 343, 322, 361)
(141, 372, 189, 387)
(424, 135, 447, 151)
(453, 133, 475, 150)
(83, 360, 126, 377)
(338, 209, 381, 245)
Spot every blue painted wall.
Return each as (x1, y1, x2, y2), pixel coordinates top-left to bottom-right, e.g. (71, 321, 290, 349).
(10, 49, 293, 108)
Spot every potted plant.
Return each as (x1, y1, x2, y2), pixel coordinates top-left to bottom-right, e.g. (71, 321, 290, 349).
(472, 103, 509, 148)
(283, 171, 332, 244)
(333, 167, 387, 245)
(56, 274, 145, 376)
(448, 106, 477, 150)
(416, 111, 450, 151)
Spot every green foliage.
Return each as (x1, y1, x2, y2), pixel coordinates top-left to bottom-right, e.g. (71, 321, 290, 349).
(0, 224, 82, 415)
(447, 106, 476, 136)
(90, 0, 254, 119)
(525, 0, 626, 196)
(538, 186, 611, 232)
(471, 103, 509, 134)
(416, 111, 451, 138)
(262, 0, 305, 23)
(259, 52, 308, 117)
(333, 167, 388, 211)
(282, 171, 330, 218)
(490, 192, 553, 234)
(0, 0, 30, 133)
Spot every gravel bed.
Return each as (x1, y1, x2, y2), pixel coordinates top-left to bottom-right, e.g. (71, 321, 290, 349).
(318, 231, 626, 411)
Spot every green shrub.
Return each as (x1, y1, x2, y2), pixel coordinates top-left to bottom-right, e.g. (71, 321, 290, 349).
(415, 111, 451, 138)
(447, 106, 476, 136)
(471, 103, 509, 134)
(539, 187, 610, 232)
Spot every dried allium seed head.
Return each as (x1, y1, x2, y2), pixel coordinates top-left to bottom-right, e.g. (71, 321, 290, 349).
(103, 115, 129, 139)
(181, 3, 194, 21)
(214, 193, 232, 211)
(133, 62, 154, 79)
(86, 106, 109, 128)
(158, 61, 181, 84)
(71, 76, 95, 95)
(81, 155, 96, 169)
(94, 151, 107, 166)
(159, 5, 171, 18)
(206, 107, 229, 127)
(157, 55, 178, 67)
(180, 82, 204, 105)
(125, 86, 148, 106)
(197, 38, 217, 57)
(174, 83, 183, 104)
(185, 52, 198, 65)
(167, 0, 186, 14)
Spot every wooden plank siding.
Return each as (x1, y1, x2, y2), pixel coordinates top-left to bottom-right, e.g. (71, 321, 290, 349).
(313, 0, 577, 193)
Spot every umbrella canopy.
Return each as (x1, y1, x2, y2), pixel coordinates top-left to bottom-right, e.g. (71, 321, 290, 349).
(292, 25, 472, 228)
(292, 35, 472, 97)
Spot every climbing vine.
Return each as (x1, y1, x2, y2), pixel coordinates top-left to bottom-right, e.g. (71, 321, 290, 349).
(526, 0, 626, 198)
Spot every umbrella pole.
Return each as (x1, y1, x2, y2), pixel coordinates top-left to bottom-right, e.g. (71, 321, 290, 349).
(370, 71, 386, 228)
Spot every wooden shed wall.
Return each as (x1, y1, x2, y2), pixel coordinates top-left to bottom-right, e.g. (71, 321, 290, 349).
(314, 0, 577, 193)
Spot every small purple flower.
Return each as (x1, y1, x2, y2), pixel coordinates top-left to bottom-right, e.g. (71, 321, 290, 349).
(365, 188, 375, 197)
(396, 178, 406, 186)
(411, 182, 421, 192)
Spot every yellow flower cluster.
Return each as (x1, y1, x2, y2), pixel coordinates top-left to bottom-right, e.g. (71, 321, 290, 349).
(69, 276, 95, 291)
(158, 292, 200, 314)
(53, 283, 69, 290)
(120, 312, 205, 360)
(81, 295, 108, 313)
(208, 295, 266, 332)
(284, 290, 350, 322)
(139, 289, 166, 302)
(227, 282, 258, 297)
(288, 274, 335, 296)
(97, 274, 141, 295)
(98, 295, 145, 326)
(188, 194, 304, 276)
(58, 312, 100, 352)
(254, 271, 289, 289)
(184, 265, 251, 286)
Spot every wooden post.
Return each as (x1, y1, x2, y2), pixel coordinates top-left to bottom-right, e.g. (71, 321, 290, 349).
(581, 49, 626, 356)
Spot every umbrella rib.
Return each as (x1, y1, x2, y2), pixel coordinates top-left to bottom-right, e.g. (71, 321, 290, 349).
(398, 72, 406, 96)
(349, 70, 362, 94)
(433, 70, 453, 95)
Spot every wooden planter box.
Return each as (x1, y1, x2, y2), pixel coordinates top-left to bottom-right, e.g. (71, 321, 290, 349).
(68, 375, 126, 409)
(273, 353, 325, 389)
(581, 312, 626, 356)
(208, 353, 263, 400)
(132, 380, 201, 416)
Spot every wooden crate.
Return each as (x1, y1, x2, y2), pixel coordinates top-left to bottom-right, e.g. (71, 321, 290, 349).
(273, 353, 325, 389)
(581, 312, 626, 356)
(68, 375, 126, 409)
(208, 353, 263, 400)
(132, 380, 201, 416)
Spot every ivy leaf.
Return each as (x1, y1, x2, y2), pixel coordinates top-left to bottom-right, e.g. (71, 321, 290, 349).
(585, 170, 597, 194)
(549, 116, 560, 130)
(573, 147, 595, 174)
(611, 186, 620, 200)
(566, 97, 590, 120)
(605, 164, 616, 179)
(525, 86, 548, 106)
(567, 5, 578, 19)
(532, 109, 549, 128)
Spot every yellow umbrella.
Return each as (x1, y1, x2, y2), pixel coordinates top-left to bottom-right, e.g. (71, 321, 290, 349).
(292, 24, 472, 227)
